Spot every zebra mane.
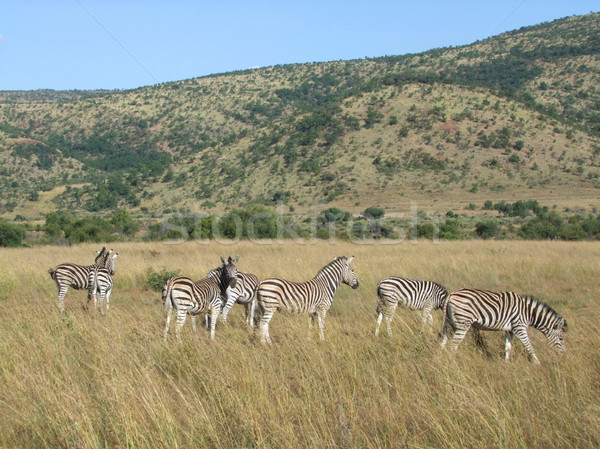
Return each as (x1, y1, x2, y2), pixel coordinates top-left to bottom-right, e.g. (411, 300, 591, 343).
(522, 295, 566, 331)
(315, 257, 347, 279)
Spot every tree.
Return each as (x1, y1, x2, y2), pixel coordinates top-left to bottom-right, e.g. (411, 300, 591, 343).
(363, 206, 385, 219)
(0, 221, 26, 247)
(475, 220, 499, 239)
(111, 210, 138, 236)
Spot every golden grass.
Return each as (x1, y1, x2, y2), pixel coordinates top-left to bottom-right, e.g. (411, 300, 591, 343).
(0, 240, 599, 448)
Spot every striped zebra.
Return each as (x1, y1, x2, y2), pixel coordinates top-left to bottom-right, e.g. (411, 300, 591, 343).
(440, 288, 567, 364)
(87, 251, 118, 314)
(256, 256, 359, 344)
(163, 256, 238, 340)
(375, 277, 448, 337)
(48, 247, 112, 313)
(212, 269, 259, 327)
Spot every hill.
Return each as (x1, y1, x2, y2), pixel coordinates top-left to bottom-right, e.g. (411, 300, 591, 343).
(0, 13, 599, 224)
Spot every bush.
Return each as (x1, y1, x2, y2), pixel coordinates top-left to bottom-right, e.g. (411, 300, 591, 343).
(363, 207, 385, 219)
(145, 267, 181, 292)
(63, 217, 112, 244)
(475, 220, 499, 239)
(0, 221, 26, 247)
(440, 219, 461, 240)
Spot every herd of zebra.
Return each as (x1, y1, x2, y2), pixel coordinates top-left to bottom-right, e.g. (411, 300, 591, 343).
(48, 247, 568, 364)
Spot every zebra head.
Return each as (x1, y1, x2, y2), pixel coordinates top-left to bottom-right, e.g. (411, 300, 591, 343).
(340, 256, 359, 289)
(219, 255, 238, 289)
(546, 316, 567, 353)
(95, 247, 108, 264)
(104, 251, 118, 276)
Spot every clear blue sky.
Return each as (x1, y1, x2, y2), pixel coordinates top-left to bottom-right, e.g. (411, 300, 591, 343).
(1, 1, 598, 91)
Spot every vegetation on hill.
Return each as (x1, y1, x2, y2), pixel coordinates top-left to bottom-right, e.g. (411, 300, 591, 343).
(0, 13, 599, 243)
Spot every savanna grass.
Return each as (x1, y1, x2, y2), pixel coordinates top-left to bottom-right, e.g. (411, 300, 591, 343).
(0, 240, 598, 448)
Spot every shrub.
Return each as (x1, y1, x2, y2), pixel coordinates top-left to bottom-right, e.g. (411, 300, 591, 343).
(0, 221, 26, 247)
(145, 267, 181, 292)
(363, 207, 385, 219)
(475, 220, 499, 239)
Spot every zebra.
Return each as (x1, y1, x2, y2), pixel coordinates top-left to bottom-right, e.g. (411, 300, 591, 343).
(209, 268, 259, 327)
(48, 246, 113, 313)
(440, 288, 567, 364)
(163, 256, 238, 340)
(87, 251, 118, 314)
(375, 277, 448, 337)
(256, 256, 359, 344)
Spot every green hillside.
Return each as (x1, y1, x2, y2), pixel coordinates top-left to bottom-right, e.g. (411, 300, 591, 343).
(1, 13, 599, 225)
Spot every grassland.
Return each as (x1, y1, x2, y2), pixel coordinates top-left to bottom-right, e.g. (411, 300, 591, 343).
(0, 240, 598, 448)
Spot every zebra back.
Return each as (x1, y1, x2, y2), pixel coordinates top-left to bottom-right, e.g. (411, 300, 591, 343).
(164, 275, 222, 315)
(445, 288, 567, 348)
(88, 252, 117, 294)
(167, 255, 238, 315)
(258, 256, 358, 315)
(377, 277, 448, 312)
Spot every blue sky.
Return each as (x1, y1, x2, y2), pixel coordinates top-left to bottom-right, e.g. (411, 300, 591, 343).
(1, 1, 598, 91)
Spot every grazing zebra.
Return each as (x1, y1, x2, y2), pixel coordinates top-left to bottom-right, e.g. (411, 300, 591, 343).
(163, 256, 238, 340)
(256, 256, 359, 344)
(440, 288, 567, 364)
(88, 251, 118, 314)
(375, 277, 448, 337)
(48, 247, 112, 313)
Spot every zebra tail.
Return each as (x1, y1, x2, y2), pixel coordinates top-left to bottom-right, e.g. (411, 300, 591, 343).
(163, 281, 174, 314)
(439, 294, 453, 340)
(89, 271, 98, 297)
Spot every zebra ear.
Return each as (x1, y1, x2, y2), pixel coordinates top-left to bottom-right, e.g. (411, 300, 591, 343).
(221, 256, 226, 264)
(233, 255, 239, 264)
(112, 253, 119, 260)
(557, 317, 567, 330)
(347, 256, 355, 265)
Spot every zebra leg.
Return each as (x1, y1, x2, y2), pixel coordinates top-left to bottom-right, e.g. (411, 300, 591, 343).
(505, 331, 514, 361)
(512, 326, 541, 365)
(258, 310, 274, 344)
(244, 302, 251, 326)
(421, 303, 434, 333)
(208, 308, 220, 340)
(375, 313, 383, 337)
(220, 290, 237, 323)
(450, 323, 471, 352)
(383, 303, 397, 337)
(164, 300, 173, 340)
(248, 298, 256, 328)
(316, 310, 327, 341)
(98, 288, 106, 315)
(174, 308, 188, 340)
(191, 315, 197, 332)
(440, 309, 455, 348)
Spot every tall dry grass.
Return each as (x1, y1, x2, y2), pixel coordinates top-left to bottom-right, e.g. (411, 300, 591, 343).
(0, 240, 598, 448)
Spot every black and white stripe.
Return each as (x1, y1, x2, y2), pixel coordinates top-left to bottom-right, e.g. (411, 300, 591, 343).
(87, 251, 118, 314)
(441, 288, 567, 364)
(210, 269, 259, 327)
(256, 256, 359, 343)
(48, 247, 111, 313)
(163, 256, 238, 339)
(375, 277, 448, 337)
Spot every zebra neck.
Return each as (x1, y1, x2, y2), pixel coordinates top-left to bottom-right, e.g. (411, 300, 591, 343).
(313, 267, 343, 295)
(523, 296, 553, 332)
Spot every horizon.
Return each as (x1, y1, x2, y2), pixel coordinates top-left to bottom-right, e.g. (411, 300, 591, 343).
(1, 1, 598, 92)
